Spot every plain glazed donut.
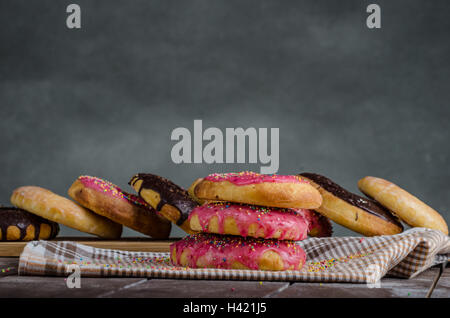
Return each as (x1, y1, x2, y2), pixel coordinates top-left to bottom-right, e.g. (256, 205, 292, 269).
(11, 186, 122, 239)
(358, 176, 448, 235)
(170, 233, 306, 271)
(0, 207, 59, 241)
(299, 173, 403, 237)
(192, 172, 322, 209)
(189, 202, 309, 241)
(129, 173, 198, 234)
(68, 176, 171, 238)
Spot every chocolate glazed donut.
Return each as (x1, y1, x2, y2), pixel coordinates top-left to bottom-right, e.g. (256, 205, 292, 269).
(299, 173, 403, 236)
(0, 207, 59, 241)
(129, 173, 198, 234)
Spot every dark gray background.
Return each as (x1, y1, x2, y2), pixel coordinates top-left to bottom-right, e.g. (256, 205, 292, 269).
(1, 0, 449, 237)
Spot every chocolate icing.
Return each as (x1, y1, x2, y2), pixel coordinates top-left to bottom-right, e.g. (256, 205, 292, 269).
(129, 173, 198, 226)
(0, 207, 60, 241)
(299, 173, 403, 227)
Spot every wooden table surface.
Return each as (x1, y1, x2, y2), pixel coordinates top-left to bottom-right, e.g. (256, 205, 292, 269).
(0, 257, 448, 298)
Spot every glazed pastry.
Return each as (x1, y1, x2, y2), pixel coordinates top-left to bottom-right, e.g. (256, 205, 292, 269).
(0, 207, 59, 241)
(129, 173, 198, 234)
(170, 233, 306, 271)
(299, 173, 403, 236)
(192, 172, 322, 209)
(11, 186, 122, 239)
(68, 176, 171, 238)
(293, 208, 333, 237)
(188, 178, 206, 204)
(189, 202, 309, 241)
(358, 176, 448, 235)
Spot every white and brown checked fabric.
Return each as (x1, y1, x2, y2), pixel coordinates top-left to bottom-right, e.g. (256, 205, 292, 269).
(18, 228, 450, 283)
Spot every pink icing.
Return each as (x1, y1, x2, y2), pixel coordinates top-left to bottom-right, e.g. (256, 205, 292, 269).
(189, 203, 308, 241)
(293, 209, 333, 237)
(78, 176, 150, 208)
(204, 171, 305, 186)
(170, 233, 306, 270)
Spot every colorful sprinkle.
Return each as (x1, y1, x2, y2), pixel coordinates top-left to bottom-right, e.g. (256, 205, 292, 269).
(306, 253, 371, 272)
(204, 171, 305, 185)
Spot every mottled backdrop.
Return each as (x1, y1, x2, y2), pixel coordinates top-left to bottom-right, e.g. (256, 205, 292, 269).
(1, 0, 449, 237)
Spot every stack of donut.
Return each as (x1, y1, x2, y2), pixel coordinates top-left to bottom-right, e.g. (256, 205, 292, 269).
(2, 170, 447, 254)
(168, 171, 327, 271)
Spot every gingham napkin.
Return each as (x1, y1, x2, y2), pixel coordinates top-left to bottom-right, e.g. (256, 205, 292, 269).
(18, 228, 449, 283)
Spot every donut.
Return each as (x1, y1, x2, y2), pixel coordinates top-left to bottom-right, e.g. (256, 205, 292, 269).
(170, 233, 306, 271)
(293, 208, 333, 237)
(358, 176, 448, 235)
(188, 178, 206, 204)
(192, 172, 322, 209)
(129, 173, 198, 234)
(0, 207, 59, 241)
(68, 176, 171, 238)
(11, 186, 122, 239)
(299, 173, 403, 236)
(189, 202, 309, 241)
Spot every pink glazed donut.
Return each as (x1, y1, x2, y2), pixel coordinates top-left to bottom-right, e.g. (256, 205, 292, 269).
(170, 233, 306, 271)
(192, 171, 322, 209)
(189, 202, 309, 241)
(68, 176, 171, 238)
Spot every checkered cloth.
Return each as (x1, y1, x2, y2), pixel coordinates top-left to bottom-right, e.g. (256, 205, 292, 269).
(18, 228, 449, 283)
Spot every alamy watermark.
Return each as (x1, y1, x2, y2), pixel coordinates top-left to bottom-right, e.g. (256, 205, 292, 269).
(65, 264, 81, 288)
(365, 264, 381, 288)
(171, 120, 279, 174)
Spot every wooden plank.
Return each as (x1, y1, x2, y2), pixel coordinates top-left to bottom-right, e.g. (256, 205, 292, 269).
(0, 276, 146, 298)
(0, 257, 19, 277)
(0, 237, 179, 257)
(272, 267, 441, 298)
(100, 279, 289, 298)
(430, 263, 450, 298)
